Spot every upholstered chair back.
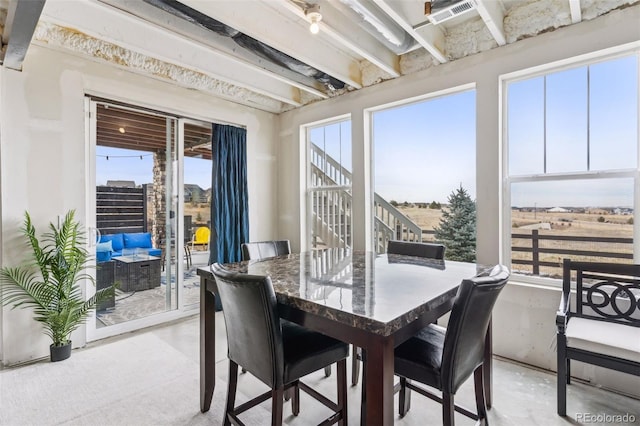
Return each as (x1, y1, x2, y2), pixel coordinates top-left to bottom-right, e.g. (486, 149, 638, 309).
(241, 240, 291, 261)
(211, 264, 285, 388)
(441, 265, 509, 393)
(387, 240, 446, 260)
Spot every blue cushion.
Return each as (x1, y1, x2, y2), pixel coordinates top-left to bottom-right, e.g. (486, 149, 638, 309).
(123, 232, 152, 249)
(147, 248, 162, 257)
(96, 250, 112, 262)
(100, 234, 124, 252)
(96, 241, 113, 253)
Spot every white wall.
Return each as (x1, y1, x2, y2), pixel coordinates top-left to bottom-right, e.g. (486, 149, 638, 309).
(277, 6, 640, 397)
(0, 46, 279, 365)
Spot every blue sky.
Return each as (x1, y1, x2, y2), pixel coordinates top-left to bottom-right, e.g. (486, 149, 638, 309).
(508, 55, 637, 207)
(373, 90, 476, 203)
(96, 147, 212, 189)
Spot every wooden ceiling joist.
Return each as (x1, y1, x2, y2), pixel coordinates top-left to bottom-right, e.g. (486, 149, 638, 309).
(96, 104, 212, 159)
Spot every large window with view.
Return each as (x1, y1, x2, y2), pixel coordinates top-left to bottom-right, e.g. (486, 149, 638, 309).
(306, 119, 352, 250)
(503, 52, 639, 279)
(372, 89, 476, 257)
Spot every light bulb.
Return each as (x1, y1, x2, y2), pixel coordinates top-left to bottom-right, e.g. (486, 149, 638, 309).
(306, 4, 322, 35)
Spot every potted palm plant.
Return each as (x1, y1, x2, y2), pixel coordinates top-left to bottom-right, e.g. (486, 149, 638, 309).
(0, 210, 114, 362)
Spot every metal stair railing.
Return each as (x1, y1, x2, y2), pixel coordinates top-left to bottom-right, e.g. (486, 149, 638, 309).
(310, 143, 422, 252)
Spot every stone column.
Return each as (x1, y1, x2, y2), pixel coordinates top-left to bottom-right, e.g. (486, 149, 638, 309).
(151, 151, 166, 249)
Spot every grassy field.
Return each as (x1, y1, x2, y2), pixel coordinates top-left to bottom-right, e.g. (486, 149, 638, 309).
(397, 205, 632, 237)
(396, 205, 633, 277)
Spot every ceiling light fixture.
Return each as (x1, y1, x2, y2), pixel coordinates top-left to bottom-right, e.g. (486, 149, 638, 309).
(306, 4, 322, 34)
(118, 127, 126, 134)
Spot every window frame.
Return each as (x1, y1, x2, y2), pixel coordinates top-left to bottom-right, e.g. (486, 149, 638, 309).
(500, 46, 640, 287)
(303, 114, 353, 251)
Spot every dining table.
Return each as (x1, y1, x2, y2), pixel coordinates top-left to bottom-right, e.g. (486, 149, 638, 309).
(198, 248, 491, 426)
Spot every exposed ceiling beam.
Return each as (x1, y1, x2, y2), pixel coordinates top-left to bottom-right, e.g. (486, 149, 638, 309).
(1, 0, 46, 71)
(40, 0, 302, 108)
(179, 0, 363, 89)
(371, 0, 448, 63)
(99, 0, 329, 99)
(475, 0, 506, 46)
(569, 0, 582, 24)
(275, 0, 400, 78)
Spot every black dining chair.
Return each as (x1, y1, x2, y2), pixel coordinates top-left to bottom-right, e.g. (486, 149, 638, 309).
(240, 240, 333, 378)
(350, 240, 447, 386)
(241, 240, 332, 378)
(393, 264, 509, 426)
(387, 240, 446, 260)
(241, 240, 291, 261)
(211, 263, 348, 426)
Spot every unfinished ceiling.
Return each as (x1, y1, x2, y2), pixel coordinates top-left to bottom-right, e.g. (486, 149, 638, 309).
(2, 0, 639, 113)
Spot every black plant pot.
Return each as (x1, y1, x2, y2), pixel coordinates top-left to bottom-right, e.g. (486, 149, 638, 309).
(50, 341, 72, 362)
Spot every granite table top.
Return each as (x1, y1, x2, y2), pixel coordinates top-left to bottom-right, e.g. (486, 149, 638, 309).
(199, 248, 483, 337)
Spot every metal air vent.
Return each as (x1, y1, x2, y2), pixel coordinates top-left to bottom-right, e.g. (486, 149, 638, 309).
(427, 0, 477, 25)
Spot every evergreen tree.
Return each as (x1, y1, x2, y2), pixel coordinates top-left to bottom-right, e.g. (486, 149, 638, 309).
(434, 185, 476, 262)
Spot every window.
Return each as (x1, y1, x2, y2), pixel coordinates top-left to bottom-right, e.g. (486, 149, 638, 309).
(306, 119, 352, 249)
(503, 53, 639, 280)
(372, 90, 476, 257)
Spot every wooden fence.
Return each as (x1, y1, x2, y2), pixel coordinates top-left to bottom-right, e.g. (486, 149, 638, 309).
(96, 185, 147, 235)
(422, 228, 632, 278)
(512, 230, 633, 277)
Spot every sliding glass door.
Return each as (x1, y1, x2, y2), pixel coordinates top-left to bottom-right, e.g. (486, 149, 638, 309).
(85, 99, 215, 341)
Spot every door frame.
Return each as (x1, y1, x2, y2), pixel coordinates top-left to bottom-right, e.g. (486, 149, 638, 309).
(85, 99, 196, 342)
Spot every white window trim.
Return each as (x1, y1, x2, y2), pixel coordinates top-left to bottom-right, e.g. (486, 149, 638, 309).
(301, 115, 352, 251)
(500, 44, 640, 288)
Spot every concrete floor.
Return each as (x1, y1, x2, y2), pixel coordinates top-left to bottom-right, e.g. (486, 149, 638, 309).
(2, 314, 638, 425)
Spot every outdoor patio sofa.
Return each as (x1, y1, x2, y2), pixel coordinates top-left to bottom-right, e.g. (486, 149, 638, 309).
(96, 232, 162, 263)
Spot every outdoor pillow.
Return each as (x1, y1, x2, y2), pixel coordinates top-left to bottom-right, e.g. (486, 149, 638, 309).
(96, 241, 113, 253)
(123, 232, 153, 249)
(100, 234, 124, 251)
(96, 250, 112, 262)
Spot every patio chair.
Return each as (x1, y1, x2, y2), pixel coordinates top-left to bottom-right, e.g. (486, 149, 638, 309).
(190, 226, 210, 251)
(556, 259, 640, 416)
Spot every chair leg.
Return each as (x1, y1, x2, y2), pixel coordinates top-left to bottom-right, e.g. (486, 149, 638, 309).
(224, 361, 239, 426)
(398, 377, 411, 417)
(337, 359, 348, 426)
(557, 333, 567, 416)
(359, 350, 367, 424)
(351, 345, 360, 386)
(272, 387, 284, 426)
(443, 392, 455, 426)
(474, 366, 488, 425)
(292, 381, 301, 416)
(566, 359, 571, 385)
(325, 366, 332, 377)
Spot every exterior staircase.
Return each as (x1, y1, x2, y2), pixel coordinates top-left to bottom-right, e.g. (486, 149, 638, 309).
(309, 143, 422, 252)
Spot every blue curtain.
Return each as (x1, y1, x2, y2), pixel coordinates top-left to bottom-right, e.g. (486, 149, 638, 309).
(209, 124, 249, 266)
